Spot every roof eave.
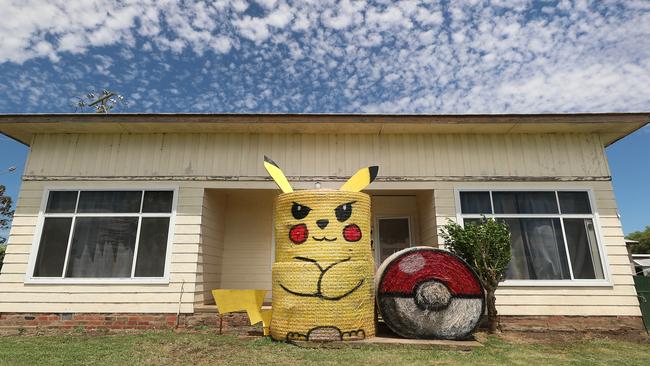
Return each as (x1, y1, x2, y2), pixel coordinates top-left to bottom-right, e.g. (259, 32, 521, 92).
(0, 113, 647, 147)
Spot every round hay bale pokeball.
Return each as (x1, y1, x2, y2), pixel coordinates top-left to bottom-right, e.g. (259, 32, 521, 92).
(376, 247, 485, 340)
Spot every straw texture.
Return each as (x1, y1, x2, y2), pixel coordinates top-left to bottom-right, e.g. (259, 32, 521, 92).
(375, 247, 485, 340)
(271, 189, 375, 341)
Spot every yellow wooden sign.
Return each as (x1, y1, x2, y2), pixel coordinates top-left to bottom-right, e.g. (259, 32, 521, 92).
(211, 289, 272, 335)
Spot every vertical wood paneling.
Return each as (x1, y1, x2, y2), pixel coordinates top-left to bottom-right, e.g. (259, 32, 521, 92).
(431, 135, 446, 176)
(25, 133, 610, 179)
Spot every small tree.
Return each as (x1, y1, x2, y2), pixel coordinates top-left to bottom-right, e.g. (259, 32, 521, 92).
(440, 218, 511, 333)
(0, 244, 5, 272)
(0, 184, 14, 272)
(627, 226, 650, 254)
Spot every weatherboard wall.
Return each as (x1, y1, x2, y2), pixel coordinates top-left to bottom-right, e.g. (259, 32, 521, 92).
(0, 180, 202, 313)
(0, 131, 639, 317)
(23, 133, 610, 180)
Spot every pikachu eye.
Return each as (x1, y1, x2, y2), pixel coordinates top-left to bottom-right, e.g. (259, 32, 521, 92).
(291, 202, 311, 220)
(335, 201, 356, 222)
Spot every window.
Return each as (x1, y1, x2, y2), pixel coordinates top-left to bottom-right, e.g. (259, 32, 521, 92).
(31, 190, 175, 280)
(458, 190, 606, 282)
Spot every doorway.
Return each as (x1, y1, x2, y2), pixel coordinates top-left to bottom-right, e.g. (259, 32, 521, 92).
(375, 216, 412, 264)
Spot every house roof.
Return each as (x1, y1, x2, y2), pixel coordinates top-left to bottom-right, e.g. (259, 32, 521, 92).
(633, 258, 650, 268)
(0, 113, 647, 147)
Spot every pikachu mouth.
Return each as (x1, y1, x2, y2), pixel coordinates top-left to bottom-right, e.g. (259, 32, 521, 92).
(279, 256, 364, 301)
(312, 236, 337, 242)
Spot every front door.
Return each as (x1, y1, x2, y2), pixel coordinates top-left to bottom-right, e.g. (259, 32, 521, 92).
(375, 217, 412, 265)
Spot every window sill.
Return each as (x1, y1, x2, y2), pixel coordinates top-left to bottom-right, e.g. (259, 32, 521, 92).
(499, 279, 613, 287)
(24, 277, 171, 285)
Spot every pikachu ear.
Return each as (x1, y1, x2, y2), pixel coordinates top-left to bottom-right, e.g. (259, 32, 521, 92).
(340, 166, 379, 192)
(263, 156, 294, 193)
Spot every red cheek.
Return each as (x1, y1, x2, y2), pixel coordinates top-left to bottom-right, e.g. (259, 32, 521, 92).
(343, 224, 362, 242)
(289, 224, 308, 244)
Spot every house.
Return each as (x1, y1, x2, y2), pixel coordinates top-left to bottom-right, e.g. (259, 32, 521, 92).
(0, 113, 647, 331)
(632, 255, 650, 277)
(625, 239, 650, 277)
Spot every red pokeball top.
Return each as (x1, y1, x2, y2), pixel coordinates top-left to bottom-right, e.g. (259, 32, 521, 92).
(379, 249, 482, 296)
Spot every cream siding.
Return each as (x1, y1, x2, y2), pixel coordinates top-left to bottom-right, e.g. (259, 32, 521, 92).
(433, 180, 640, 316)
(195, 189, 226, 305)
(416, 191, 437, 246)
(371, 195, 421, 246)
(0, 180, 202, 314)
(218, 190, 275, 294)
(24, 133, 610, 180)
(0, 130, 640, 317)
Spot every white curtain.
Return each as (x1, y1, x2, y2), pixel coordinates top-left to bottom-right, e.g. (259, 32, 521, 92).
(506, 218, 570, 280)
(66, 217, 137, 278)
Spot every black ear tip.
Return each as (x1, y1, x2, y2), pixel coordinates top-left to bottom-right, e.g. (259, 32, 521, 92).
(264, 155, 278, 167)
(369, 166, 379, 182)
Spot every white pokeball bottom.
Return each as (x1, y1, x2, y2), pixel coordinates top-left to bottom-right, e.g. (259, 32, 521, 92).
(381, 297, 483, 339)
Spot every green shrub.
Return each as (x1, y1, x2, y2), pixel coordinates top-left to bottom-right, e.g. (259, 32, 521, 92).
(0, 244, 6, 272)
(440, 218, 511, 333)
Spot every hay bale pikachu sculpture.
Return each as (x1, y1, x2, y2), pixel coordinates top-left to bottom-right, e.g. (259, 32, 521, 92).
(264, 156, 378, 342)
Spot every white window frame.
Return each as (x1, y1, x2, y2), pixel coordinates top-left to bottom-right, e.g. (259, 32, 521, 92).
(454, 188, 612, 287)
(25, 187, 178, 285)
(374, 216, 413, 265)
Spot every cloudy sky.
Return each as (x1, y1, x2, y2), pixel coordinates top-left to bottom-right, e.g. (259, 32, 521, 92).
(0, 0, 649, 233)
(0, 0, 649, 113)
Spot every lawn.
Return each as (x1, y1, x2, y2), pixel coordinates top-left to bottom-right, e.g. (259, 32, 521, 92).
(0, 331, 648, 366)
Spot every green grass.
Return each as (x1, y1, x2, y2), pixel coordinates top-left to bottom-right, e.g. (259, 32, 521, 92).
(0, 332, 648, 366)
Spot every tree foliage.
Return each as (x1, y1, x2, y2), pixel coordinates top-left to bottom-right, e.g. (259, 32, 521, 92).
(627, 226, 650, 254)
(440, 218, 511, 333)
(0, 185, 13, 272)
(0, 185, 13, 244)
(0, 244, 5, 273)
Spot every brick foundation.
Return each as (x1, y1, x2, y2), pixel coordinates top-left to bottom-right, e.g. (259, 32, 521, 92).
(0, 312, 251, 332)
(0, 313, 644, 334)
(498, 316, 645, 333)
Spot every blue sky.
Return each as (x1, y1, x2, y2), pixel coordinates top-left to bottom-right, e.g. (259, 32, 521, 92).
(0, 0, 649, 235)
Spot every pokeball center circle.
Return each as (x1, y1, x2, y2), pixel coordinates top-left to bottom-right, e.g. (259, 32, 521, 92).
(398, 253, 425, 274)
(415, 281, 452, 311)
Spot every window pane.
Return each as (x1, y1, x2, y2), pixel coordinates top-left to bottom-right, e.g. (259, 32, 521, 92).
(45, 191, 78, 213)
(135, 218, 170, 277)
(142, 191, 174, 213)
(65, 217, 138, 278)
(564, 218, 604, 279)
(493, 192, 558, 214)
(460, 192, 492, 214)
(77, 191, 141, 213)
(33, 218, 72, 277)
(558, 192, 592, 214)
(378, 218, 411, 263)
(463, 218, 482, 226)
(505, 218, 571, 280)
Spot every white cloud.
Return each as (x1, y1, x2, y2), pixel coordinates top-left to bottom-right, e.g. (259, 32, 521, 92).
(415, 8, 444, 26)
(0, 0, 648, 115)
(366, 6, 412, 30)
(58, 33, 86, 53)
(233, 16, 270, 43)
(211, 36, 232, 53)
(266, 5, 294, 28)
